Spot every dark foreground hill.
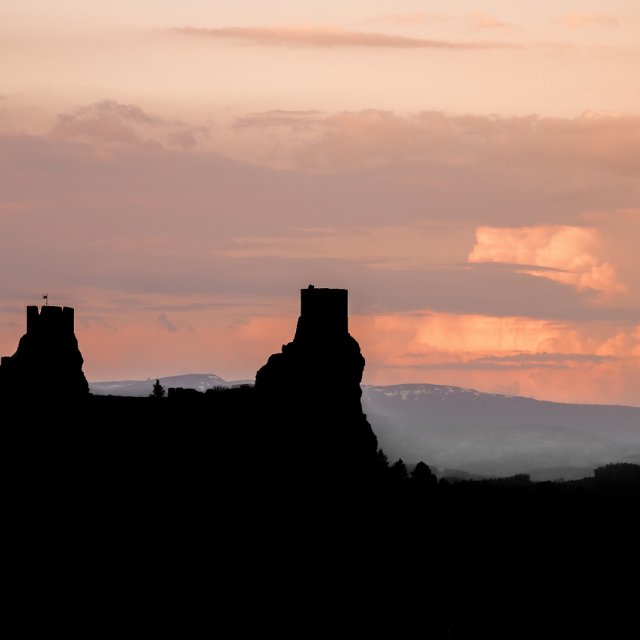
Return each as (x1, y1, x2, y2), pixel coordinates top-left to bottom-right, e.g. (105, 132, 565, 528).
(5, 387, 637, 639)
(91, 374, 640, 479)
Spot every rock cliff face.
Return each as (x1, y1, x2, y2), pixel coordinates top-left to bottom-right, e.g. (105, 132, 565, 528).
(255, 286, 378, 481)
(0, 305, 89, 398)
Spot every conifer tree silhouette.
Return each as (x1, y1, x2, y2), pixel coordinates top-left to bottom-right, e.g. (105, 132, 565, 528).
(390, 459, 408, 481)
(151, 379, 165, 398)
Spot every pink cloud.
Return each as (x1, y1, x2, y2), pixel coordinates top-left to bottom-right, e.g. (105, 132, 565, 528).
(363, 12, 514, 32)
(469, 13, 514, 32)
(172, 26, 516, 50)
(554, 13, 619, 28)
(225, 109, 640, 176)
(362, 13, 453, 28)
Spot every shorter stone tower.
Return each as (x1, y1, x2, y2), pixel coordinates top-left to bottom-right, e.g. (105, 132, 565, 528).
(0, 305, 89, 399)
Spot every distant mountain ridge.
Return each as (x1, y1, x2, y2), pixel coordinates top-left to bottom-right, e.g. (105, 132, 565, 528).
(89, 373, 252, 397)
(362, 383, 640, 479)
(89, 375, 640, 479)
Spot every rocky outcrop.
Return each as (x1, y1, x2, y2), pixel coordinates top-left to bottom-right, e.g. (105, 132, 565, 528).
(0, 305, 89, 399)
(255, 286, 378, 482)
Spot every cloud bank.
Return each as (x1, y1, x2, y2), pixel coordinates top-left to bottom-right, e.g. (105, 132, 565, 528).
(1, 101, 639, 404)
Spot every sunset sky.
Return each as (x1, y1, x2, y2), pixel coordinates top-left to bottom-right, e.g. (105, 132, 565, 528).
(1, 1, 639, 406)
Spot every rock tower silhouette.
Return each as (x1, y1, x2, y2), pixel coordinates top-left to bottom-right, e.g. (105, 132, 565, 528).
(255, 285, 378, 481)
(0, 305, 89, 398)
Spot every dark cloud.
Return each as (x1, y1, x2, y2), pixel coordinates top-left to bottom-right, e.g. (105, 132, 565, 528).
(158, 314, 178, 332)
(51, 100, 208, 150)
(234, 110, 325, 130)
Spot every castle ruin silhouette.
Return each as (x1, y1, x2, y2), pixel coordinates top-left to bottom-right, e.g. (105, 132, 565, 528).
(255, 285, 378, 481)
(0, 288, 378, 480)
(296, 284, 348, 337)
(0, 304, 89, 398)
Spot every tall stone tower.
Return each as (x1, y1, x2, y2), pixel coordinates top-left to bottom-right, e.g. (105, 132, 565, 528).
(255, 285, 378, 482)
(0, 305, 89, 399)
(295, 285, 348, 339)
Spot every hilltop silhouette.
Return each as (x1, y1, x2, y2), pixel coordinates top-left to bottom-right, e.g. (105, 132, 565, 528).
(1, 286, 638, 638)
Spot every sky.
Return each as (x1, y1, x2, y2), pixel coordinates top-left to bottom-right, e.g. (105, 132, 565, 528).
(1, 1, 639, 406)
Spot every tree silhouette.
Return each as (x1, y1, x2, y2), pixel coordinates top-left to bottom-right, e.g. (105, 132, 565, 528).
(411, 461, 436, 485)
(389, 459, 408, 481)
(371, 448, 391, 482)
(594, 463, 640, 486)
(151, 379, 165, 398)
(375, 448, 389, 469)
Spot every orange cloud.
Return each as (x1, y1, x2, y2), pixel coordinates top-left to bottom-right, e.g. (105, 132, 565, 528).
(469, 13, 514, 32)
(554, 13, 619, 28)
(468, 226, 627, 296)
(597, 325, 640, 358)
(352, 311, 639, 405)
(354, 312, 586, 367)
(172, 26, 515, 50)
